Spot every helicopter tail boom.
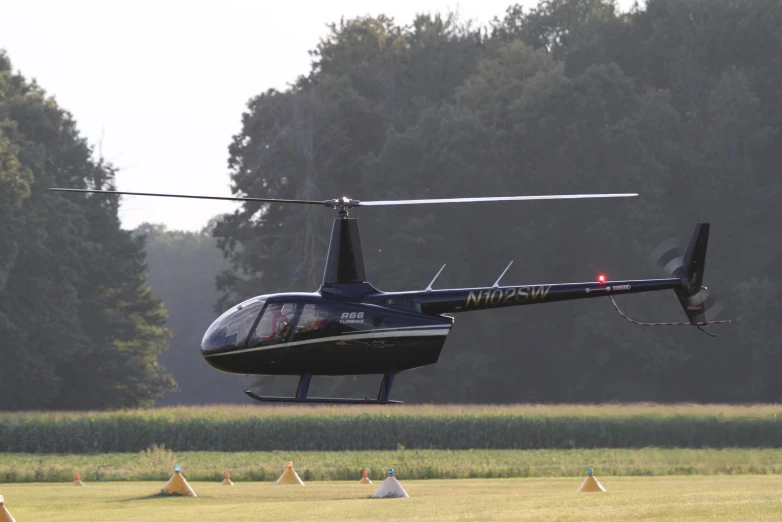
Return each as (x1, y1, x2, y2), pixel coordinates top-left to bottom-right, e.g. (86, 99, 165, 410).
(397, 223, 728, 331)
(407, 278, 683, 315)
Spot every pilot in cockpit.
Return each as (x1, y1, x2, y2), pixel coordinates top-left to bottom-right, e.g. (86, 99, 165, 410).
(270, 304, 290, 338)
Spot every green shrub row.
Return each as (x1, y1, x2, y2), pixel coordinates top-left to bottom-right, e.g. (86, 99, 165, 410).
(4, 447, 782, 482)
(2, 410, 782, 453)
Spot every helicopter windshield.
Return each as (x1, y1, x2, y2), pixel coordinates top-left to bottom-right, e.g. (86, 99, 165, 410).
(201, 298, 265, 353)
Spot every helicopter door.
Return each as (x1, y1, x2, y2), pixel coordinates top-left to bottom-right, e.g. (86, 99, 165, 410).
(291, 304, 334, 343)
(247, 302, 301, 348)
(290, 303, 373, 343)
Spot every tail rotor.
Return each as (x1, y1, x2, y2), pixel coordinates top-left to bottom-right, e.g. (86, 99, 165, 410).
(609, 223, 730, 336)
(650, 225, 725, 323)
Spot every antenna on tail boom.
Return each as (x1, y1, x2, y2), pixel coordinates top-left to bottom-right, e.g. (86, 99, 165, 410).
(426, 264, 446, 292)
(492, 261, 514, 288)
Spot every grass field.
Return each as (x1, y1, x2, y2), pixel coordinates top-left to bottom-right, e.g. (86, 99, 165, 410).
(4, 447, 782, 482)
(2, 476, 782, 521)
(7, 403, 782, 419)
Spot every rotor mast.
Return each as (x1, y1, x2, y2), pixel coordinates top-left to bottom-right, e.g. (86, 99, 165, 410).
(321, 209, 367, 286)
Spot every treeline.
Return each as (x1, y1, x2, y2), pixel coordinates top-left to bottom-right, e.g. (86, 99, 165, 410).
(0, 52, 174, 410)
(135, 223, 252, 405)
(212, 0, 782, 403)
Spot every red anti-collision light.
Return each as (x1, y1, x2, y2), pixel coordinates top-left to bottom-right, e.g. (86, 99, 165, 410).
(597, 274, 606, 284)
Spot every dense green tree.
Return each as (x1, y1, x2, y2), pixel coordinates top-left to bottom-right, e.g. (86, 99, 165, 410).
(0, 51, 174, 410)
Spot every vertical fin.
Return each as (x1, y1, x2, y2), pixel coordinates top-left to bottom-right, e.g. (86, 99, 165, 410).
(673, 223, 710, 324)
(678, 223, 709, 290)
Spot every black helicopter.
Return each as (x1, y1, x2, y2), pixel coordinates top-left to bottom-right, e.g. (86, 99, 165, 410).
(50, 188, 728, 404)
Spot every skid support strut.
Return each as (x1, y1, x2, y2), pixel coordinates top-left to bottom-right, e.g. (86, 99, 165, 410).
(378, 372, 396, 402)
(296, 373, 312, 400)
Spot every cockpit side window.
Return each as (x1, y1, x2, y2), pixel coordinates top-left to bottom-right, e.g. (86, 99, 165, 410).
(247, 302, 299, 347)
(290, 303, 376, 340)
(291, 304, 332, 342)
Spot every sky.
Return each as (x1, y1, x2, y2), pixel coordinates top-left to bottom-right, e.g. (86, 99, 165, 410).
(1, 0, 637, 231)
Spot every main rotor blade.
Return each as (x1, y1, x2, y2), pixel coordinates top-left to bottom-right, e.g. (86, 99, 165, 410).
(356, 193, 638, 206)
(48, 188, 329, 206)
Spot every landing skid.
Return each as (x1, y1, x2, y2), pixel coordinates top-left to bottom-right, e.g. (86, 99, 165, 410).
(243, 390, 402, 404)
(244, 372, 403, 405)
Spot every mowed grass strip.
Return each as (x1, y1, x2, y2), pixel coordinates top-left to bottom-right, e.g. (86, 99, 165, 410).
(2, 404, 782, 453)
(3, 447, 782, 483)
(6, 403, 782, 419)
(2, 476, 782, 522)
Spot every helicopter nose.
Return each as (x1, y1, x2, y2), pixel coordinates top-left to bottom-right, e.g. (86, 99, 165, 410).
(200, 298, 264, 356)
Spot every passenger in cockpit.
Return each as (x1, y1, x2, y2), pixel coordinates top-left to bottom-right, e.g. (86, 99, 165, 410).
(270, 305, 285, 336)
(297, 307, 328, 334)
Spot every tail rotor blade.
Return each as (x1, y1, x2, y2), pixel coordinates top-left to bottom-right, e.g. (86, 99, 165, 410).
(663, 256, 684, 277)
(687, 288, 707, 306)
(651, 237, 683, 276)
(693, 288, 725, 320)
(653, 235, 725, 320)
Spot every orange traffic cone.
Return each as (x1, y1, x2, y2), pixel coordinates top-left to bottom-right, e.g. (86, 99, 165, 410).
(275, 461, 304, 485)
(359, 470, 372, 484)
(73, 473, 84, 487)
(577, 468, 606, 493)
(0, 495, 16, 522)
(160, 464, 197, 497)
(221, 472, 234, 486)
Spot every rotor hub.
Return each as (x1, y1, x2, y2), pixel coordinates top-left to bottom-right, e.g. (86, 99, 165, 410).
(325, 196, 361, 215)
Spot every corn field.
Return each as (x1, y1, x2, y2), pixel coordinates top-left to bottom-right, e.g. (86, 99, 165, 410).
(1, 404, 781, 453)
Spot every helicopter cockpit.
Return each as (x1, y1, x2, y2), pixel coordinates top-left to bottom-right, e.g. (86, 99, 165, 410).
(201, 296, 379, 356)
